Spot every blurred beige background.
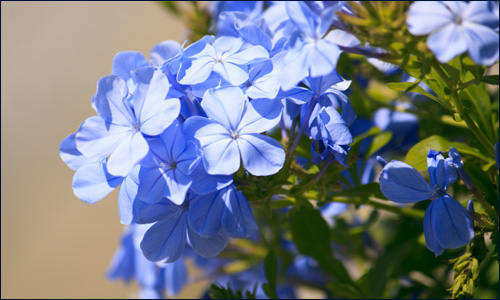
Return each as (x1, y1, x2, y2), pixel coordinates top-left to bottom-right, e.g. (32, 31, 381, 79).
(1, 2, 204, 298)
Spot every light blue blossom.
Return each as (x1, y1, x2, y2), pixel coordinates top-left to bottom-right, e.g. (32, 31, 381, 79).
(137, 120, 200, 205)
(75, 67, 180, 177)
(177, 36, 269, 86)
(407, 1, 499, 65)
(277, 2, 344, 90)
(378, 148, 474, 256)
(138, 184, 257, 262)
(184, 87, 285, 176)
(107, 224, 187, 298)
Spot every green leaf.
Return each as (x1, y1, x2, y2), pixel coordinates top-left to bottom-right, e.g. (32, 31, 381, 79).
(357, 239, 416, 298)
(462, 163, 499, 209)
(482, 75, 499, 85)
(387, 82, 442, 104)
(365, 131, 393, 158)
(405, 135, 493, 171)
(290, 206, 355, 288)
(330, 182, 386, 199)
(459, 84, 495, 142)
(262, 249, 278, 299)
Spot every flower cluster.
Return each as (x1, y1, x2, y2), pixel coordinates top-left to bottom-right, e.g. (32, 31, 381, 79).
(377, 147, 474, 256)
(60, 1, 357, 264)
(59, 1, 500, 298)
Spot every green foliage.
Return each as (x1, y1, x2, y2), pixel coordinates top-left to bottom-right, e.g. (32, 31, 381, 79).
(262, 249, 278, 299)
(208, 282, 257, 299)
(405, 135, 492, 171)
(290, 205, 356, 291)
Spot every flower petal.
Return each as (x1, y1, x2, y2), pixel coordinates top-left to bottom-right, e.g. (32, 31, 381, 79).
(188, 190, 225, 237)
(407, 1, 454, 35)
(379, 160, 438, 203)
(237, 98, 283, 134)
(107, 132, 149, 177)
(222, 186, 258, 238)
(94, 75, 135, 126)
(164, 259, 187, 297)
(463, 23, 500, 66)
(430, 194, 474, 251)
(427, 23, 467, 63)
(72, 160, 123, 204)
(75, 117, 131, 159)
(140, 209, 187, 262)
(423, 199, 445, 256)
(201, 87, 248, 131)
(187, 226, 229, 258)
(238, 133, 285, 176)
(60, 133, 100, 170)
(213, 62, 249, 86)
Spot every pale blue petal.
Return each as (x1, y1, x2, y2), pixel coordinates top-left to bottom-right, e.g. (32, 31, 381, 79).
(213, 36, 244, 56)
(318, 106, 353, 145)
(150, 40, 182, 68)
(282, 87, 313, 105)
(75, 116, 131, 159)
(111, 51, 149, 89)
(107, 132, 149, 177)
(188, 162, 233, 195)
(177, 57, 216, 85)
(164, 169, 191, 205)
(238, 98, 283, 134)
(201, 87, 248, 130)
(138, 168, 167, 204)
(279, 46, 310, 91)
(285, 1, 318, 37)
(463, 23, 499, 66)
(430, 194, 474, 251)
(188, 190, 225, 237)
(203, 137, 240, 175)
(164, 260, 187, 297)
(72, 160, 123, 204)
(222, 186, 258, 238)
(140, 209, 187, 262)
(463, 1, 499, 30)
(224, 45, 269, 65)
(182, 35, 216, 58)
(187, 226, 229, 258)
(60, 133, 100, 170)
(118, 167, 140, 224)
(407, 1, 454, 35)
(379, 160, 438, 203)
(94, 75, 135, 126)
(213, 62, 249, 86)
(245, 63, 280, 100)
(423, 200, 445, 256)
(428, 23, 468, 63)
(309, 40, 341, 78)
(238, 133, 285, 176)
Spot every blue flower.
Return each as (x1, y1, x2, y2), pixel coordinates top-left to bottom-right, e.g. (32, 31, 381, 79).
(184, 87, 285, 176)
(407, 1, 499, 65)
(107, 224, 188, 298)
(378, 148, 474, 256)
(177, 36, 269, 86)
(138, 184, 257, 262)
(75, 67, 180, 177)
(137, 120, 200, 205)
(277, 2, 344, 90)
